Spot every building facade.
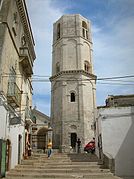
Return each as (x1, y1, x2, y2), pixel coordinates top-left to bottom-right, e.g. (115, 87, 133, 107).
(50, 14, 97, 152)
(31, 108, 52, 153)
(105, 94, 134, 107)
(0, 0, 35, 173)
(96, 95, 134, 178)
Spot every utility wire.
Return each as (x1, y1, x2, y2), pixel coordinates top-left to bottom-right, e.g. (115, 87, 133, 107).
(97, 82, 134, 86)
(1, 72, 134, 86)
(1, 73, 134, 80)
(97, 75, 134, 80)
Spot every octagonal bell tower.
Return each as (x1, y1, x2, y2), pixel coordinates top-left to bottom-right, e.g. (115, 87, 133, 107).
(50, 14, 97, 152)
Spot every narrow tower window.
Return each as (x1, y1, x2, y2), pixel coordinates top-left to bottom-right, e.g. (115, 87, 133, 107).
(84, 61, 90, 72)
(0, 0, 3, 11)
(57, 23, 60, 40)
(56, 62, 60, 73)
(82, 21, 88, 39)
(71, 92, 75, 102)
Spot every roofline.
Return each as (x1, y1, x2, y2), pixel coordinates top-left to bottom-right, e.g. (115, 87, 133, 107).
(32, 109, 50, 119)
(16, 0, 36, 60)
(23, 0, 35, 45)
(107, 94, 134, 98)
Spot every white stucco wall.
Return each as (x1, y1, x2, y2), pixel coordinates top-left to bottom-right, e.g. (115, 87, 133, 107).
(0, 105, 7, 139)
(0, 99, 24, 169)
(97, 106, 134, 178)
(7, 125, 24, 169)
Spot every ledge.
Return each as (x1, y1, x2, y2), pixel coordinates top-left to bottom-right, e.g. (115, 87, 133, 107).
(50, 70, 97, 81)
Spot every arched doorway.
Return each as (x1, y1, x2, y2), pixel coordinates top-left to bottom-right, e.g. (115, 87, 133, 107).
(6, 139, 11, 171)
(71, 133, 77, 150)
(18, 135, 22, 164)
(37, 128, 47, 150)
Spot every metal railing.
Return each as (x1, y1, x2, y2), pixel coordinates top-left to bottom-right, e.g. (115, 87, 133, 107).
(19, 47, 33, 67)
(7, 82, 21, 107)
(25, 107, 31, 119)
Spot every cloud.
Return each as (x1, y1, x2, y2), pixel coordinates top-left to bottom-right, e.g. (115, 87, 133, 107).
(26, 0, 64, 115)
(26, 0, 64, 75)
(92, 5, 134, 105)
(26, 0, 134, 113)
(93, 15, 134, 77)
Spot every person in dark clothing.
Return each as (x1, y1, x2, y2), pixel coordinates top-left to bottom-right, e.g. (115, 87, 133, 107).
(77, 138, 81, 153)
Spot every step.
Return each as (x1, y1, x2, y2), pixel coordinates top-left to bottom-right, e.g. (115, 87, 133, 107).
(6, 177, 121, 179)
(5, 176, 121, 179)
(5, 153, 122, 179)
(6, 172, 115, 178)
(21, 159, 71, 164)
(10, 167, 110, 174)
(21, 160, 100, 165)
(15, 163, 100, 169)
(6, 178, 121, 179)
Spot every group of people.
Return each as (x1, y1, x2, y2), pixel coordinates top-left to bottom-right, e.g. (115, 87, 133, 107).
(46, 138, 81, 158)
(46, 137, 95, 158)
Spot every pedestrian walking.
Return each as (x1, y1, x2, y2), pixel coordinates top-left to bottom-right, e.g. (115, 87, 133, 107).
(47, 139, 52, 158)
(77, 138, 81, 153)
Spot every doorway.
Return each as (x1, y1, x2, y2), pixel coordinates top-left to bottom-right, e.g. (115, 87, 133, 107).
(71, 133, 77, 149)
(18, 135, 22, 164)
(32, 128, 47, 151)
(6, 139, 11, 171)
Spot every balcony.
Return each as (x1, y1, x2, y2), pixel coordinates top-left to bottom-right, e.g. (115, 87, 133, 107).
(19, 47, 33, 77)
(25, 107, 33, 124)
(7, 82, 21, 108)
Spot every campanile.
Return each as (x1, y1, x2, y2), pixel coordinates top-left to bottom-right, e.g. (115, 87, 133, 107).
(50, 14, 97, 152)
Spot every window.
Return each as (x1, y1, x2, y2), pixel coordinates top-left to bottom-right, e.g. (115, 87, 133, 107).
(56, 62, 60, 73)
(9, 67, 16, 83)
(71, 92, 75, 102)
(82, 21, 88, 39)
(57, 23, 60, 40)
(84, 61, 90, 72)
(21, 35, 26, 46)
(0, 0, 3, 11)
(12, 12, 18, 36)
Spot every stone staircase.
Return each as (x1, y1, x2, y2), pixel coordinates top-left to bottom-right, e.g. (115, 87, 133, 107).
(5, 153, 122, 179)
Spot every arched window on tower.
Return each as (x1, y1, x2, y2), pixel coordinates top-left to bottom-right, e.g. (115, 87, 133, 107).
(82, 21, 88, 39)
(70, 92, 75, 102)
(57, 23, 60, 40)
(84, 61, 90, 73)
(56, 62, 60, 73)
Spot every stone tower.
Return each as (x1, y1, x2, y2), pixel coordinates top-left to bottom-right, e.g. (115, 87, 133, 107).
(50, 14, 97, 152)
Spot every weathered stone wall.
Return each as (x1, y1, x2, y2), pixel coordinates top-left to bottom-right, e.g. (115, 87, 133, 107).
(0, 0, 35, 169)
(51, 15, 96, 152)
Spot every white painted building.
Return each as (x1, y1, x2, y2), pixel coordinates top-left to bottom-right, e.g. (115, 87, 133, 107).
(96, 106, 134, 178)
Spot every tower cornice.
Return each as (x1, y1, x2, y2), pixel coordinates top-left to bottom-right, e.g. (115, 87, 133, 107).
(53, 36, 93, 47)
(50, 70, 97, 82)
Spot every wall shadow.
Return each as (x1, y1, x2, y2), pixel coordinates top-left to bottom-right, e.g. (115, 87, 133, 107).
(115, 106, 134, 178)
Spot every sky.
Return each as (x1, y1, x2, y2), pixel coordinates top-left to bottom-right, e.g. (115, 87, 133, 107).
(26, 0, 134, 116)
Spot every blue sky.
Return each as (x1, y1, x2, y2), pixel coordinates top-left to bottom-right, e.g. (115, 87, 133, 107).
(26, 0, 134, 116)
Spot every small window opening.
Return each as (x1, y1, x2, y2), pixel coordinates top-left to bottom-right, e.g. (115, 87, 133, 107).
(71, 92, 75, 102)
(86, 31, 88, 39)
(56, 62, 60, 73)
(82, 21, 88, 39)
(84, 61, 90, 72)
(57, 23, 60, 40)
(82, 29, 85, 38)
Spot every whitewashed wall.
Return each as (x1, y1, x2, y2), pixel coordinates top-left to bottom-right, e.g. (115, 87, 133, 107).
(0, 105, 7, 139)
(7, 125, 24, 169)
(97, 106, 134, 178)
